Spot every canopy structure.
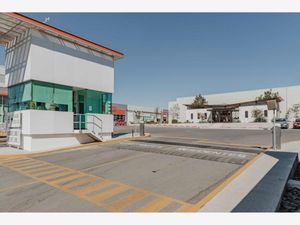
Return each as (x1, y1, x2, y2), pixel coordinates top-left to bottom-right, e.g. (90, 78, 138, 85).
(0, 13, 124, 59)
(185, 97, 283, 110)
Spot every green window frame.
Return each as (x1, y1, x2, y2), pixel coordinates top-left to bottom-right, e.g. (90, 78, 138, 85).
(8, 80, 72, 112)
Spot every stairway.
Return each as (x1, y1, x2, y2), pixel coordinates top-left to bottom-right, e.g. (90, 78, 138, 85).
(74, 113, 103, 141)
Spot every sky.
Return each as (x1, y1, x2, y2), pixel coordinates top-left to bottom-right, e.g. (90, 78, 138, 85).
(1, 13, 300, 108)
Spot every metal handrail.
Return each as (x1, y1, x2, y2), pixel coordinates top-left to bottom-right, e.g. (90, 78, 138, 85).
(74, 113, 103, 136)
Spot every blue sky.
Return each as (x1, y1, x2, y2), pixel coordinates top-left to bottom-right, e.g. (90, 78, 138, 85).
(1, 13, 300, 108)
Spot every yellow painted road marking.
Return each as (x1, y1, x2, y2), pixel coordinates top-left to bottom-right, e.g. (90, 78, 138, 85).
(3, 159, 35, 167)
(107, 190, 147, 211)
(0, 157, 29, 164)
(0, 156, 193, 212)
(62, 177, 98, 190)
(24, 164, 57, 173)
(90, 185, 129, 202)
(15, 162, 46, 170)
(74, 179, 112, 196)
(52, 174, 84, 185)
(32, 168, 65, 177)
(136, 197, 172, 212)
(0, 134, 151, 159)
(43, 171, 74, 181)
(21, 163, 50, 171)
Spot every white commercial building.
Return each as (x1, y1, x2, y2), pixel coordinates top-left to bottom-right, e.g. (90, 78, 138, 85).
(0, 13, 124, 151)
(169, 85, 300, 123)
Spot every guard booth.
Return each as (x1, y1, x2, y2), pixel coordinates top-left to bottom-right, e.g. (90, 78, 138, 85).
(0, 13, 124, 151)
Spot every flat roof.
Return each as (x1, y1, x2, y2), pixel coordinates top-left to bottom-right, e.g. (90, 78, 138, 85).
(185, 98, 283, 110)
(0, 13, 124, 60)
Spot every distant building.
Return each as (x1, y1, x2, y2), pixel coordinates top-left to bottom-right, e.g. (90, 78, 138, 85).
(112, 103, 127, 122)
(127, 105, 168, 124)
(112, 104, 168, 124)
(168, 85, 300, 123)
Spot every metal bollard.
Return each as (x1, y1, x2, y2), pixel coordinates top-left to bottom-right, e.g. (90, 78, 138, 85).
(272, 125, 281, 150)
(139, 122, 145, 136)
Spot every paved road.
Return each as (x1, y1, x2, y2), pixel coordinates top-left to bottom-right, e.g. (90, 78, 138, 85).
(115, 125, 300, 147)
(1, 126, 296, 212)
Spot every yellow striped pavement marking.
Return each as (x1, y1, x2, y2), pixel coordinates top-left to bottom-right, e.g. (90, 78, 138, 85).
(74, 179, 113, 196)
(24, 164, 57, 173)
(107, 190, 147, 211)
(61, 177, 98, 190)
(32, 168, 68, 177)
(90, 185, 129, 202)
(14, 162, 46, 170)
(136, 197, 172, 212)
(0, 157, 193, 212)
(4, 159, 36, 167)
(42, 171, 74, 181)
(52, 174, 85, 185)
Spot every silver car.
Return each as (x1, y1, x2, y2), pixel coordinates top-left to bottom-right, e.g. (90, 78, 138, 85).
(275, 118, 289, 129)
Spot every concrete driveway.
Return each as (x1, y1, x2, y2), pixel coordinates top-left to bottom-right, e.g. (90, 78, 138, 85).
(0, 129, 264, 212)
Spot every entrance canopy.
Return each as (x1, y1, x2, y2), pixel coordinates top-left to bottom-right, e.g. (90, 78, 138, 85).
(0, 13, 124, 59)
(185, 98, 283, 110)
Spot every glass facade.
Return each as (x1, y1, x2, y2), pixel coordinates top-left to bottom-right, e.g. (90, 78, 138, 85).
(8, 80, 112, 115)
(76, 89, 112, 114)
(8, 80, 72, 112)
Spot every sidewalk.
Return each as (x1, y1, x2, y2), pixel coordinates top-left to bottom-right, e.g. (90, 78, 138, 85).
(146, 122, 273, 130)
(0, 132, 148, 156)
(281, 141, 300, 161)
(199, 142, 300, 212)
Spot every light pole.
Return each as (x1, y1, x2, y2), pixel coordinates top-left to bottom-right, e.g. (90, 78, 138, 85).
(273, 109, 276, 151)
(267, 99, 278, 150)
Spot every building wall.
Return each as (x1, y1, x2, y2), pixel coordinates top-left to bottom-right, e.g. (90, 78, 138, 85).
(4, 29, 118, 151)
(6, 30, 114, 93)
(186, 108, 211, 123)
(169, 85, 300, 123)
(239, 105, 273, 123)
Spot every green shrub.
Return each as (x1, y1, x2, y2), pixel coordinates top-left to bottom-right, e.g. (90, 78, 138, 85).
(254, 117, 267, 122)
(172, 119, 178, 124)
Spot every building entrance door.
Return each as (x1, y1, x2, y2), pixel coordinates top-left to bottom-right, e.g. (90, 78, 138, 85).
(73, 90, 86, 129)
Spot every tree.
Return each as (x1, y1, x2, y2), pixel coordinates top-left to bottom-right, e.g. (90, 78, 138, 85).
(286, 104, 300, 119)
(190, 94, 207, 109)
(252, 109, 267, 122)
(256, 89, 280, 101)
(169, 103, 180, 122)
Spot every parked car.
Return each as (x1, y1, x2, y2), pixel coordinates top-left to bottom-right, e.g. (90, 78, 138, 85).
(114, 120, 126, 126)
(275, 118, 289, 129)
(293, 118, 300, 129)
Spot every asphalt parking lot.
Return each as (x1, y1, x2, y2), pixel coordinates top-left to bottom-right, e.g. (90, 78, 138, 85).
(0, 126, 299, 212)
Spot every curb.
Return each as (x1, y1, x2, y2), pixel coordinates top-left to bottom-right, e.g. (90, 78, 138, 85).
(0, 133, 151, 159)
(145, 124, 273, 130)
